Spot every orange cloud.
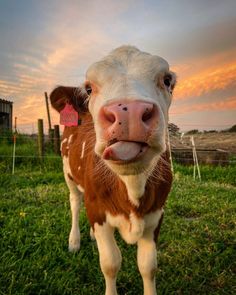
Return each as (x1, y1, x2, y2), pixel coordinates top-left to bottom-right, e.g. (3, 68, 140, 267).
(48, 49, 68, 66)
(174, 62, 236, 100)
(170, 96, 236, 115)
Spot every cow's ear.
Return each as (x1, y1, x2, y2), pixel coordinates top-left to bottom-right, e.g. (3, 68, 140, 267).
(49, 86, 88, 113)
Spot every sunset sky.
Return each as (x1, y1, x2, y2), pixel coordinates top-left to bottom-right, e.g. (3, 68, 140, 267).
(0, 0, 236, 133)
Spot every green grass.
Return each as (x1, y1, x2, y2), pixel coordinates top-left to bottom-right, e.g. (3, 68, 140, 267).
(174, 163, 236, 186)
(0, 161, 235, 294)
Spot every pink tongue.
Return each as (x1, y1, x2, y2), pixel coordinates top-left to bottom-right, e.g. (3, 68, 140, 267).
(103, 141, 142, 161)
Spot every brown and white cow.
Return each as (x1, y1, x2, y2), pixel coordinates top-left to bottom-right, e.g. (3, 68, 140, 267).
(50, 46, 176, 295)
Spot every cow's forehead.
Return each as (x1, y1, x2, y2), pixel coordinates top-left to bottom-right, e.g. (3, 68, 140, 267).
(86, 46, 169, 85)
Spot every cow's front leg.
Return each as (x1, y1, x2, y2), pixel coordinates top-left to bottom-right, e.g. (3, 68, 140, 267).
(64, 171, 82, 252)
(137, 228, 157, 295)
(68, 188, 82, 252)
(94, 222, 122, 295)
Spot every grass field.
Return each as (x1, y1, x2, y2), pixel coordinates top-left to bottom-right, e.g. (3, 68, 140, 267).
(0, 152, 236, 294)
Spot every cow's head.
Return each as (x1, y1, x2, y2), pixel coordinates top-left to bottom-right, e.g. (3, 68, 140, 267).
(50, 46, 176, 177)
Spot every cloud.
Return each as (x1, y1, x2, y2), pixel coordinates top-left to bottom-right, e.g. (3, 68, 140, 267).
(1, 0, 236, 132)
(174, 60, 236, 100)
(170, 96, 236, 115)
(0, 0, 135, 133)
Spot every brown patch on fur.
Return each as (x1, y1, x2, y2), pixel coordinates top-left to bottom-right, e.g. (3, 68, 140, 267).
(61, 112, 172, 230)
(50, 85, 172, 236)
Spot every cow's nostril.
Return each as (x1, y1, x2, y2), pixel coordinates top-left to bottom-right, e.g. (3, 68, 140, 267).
(142, 107, 153, 122)
(104, 110, 116, 123)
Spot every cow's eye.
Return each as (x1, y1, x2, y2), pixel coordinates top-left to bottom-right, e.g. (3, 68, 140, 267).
(164, 75, 171, 88)
(85, 84, 92, 96)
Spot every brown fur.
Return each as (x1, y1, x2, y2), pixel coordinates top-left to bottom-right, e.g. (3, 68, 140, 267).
(54, 86, 172, 239)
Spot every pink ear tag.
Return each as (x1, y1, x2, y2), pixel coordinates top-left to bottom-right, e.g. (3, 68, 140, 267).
(60, 103, 79, 126)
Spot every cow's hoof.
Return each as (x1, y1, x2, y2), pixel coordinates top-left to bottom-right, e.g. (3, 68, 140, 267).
(69, 231, 80, 252)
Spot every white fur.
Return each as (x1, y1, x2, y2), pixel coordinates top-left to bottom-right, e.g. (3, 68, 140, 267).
(63, 156, 82, 252)
(87, 46, 171, 169)
(103, 155, 163, 205)
(106, 208, 163, 245)
(119, 174, 146, 207)
(80, 141, 86, 159)
(63, 154, 71, 175)
(68, 134, 73, 145)
(60, 138, 68, 151)
(137, 229, 158, 295)
(94, 222, 122, 295)
(61, 46, 173, 294)
(119, 156, 159, 206)
(95, 208, 163, 294)
(77, 185, 84, 193)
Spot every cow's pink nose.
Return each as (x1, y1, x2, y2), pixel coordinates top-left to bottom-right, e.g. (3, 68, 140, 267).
(100, 100, 158, 142)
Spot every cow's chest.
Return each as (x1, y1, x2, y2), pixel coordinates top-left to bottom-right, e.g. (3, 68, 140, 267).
(106, 209, 163, 244)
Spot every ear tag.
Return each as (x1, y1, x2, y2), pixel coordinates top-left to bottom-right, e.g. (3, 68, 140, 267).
(60, 103, 78, 126)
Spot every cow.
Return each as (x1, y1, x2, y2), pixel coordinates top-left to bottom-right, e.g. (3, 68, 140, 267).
(50, 45, 176, 295)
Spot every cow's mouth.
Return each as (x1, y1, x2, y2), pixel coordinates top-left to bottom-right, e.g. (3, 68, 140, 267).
(102, 140, 149, 163)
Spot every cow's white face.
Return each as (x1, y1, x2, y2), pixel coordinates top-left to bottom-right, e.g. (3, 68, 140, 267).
(85, 46, 176, 176)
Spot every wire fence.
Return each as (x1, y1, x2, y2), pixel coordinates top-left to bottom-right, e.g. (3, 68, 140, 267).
(15, 122, 236, 136)
(0, 130, 236, 179)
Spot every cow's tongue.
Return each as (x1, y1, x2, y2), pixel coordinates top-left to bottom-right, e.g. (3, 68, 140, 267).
(103, 141, 143, 161)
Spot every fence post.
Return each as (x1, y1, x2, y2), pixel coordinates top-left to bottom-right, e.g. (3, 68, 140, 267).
(167, 126, 174, 173)
(45, 92, 52, 130)
(12, 134, 16, 175)
(54, 125, 60, 155)
(38, 119, 44, 158)
(49, 128, 54, 151)
(12, 116, 17, 174)
(190, 136, 201, 180)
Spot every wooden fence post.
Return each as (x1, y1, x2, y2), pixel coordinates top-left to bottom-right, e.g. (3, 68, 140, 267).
(49, 128, 54, 150)
(38, 119, 44, 158)
(54, 125, 60, 155)
(45, 92, 52, 130)
(12, 116, 18, 174)
(167, 126, 174, 173)
(190, 136, 201, 181)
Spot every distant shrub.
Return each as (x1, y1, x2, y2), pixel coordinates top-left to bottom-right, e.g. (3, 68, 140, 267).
(0, 129, 13, 144)
(203, 130, 217, 133)
(186, 129, 199, 135)
(168, 123, 180, 135)
(228, 124, 236, 132)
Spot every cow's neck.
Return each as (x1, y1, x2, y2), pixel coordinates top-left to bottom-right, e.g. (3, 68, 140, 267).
(119, 174, 146, 207)
(119, 157, 159, 207)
